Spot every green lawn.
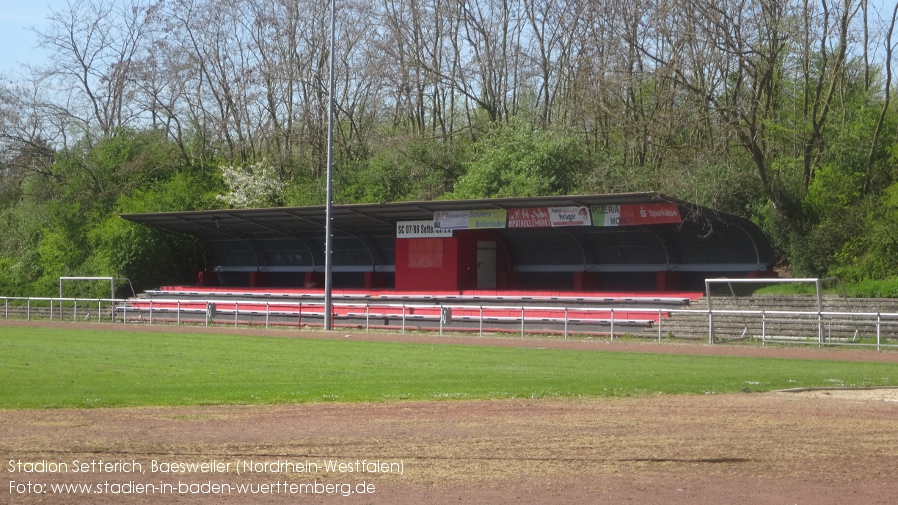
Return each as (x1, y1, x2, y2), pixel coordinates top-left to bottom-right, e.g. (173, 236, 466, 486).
(2, 326, 896, 408)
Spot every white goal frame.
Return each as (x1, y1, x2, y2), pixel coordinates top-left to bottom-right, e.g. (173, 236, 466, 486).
(59, 276, 134, 300)
(704, 277, 833, 344)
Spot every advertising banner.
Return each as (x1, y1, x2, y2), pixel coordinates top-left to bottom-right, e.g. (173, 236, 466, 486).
(549, 206, 592, 226)
(431, 203, 677, 230)
(434, 209, 507, 230)
(433, 210, 470, 230)
(591, 205, 634, 226)
(396, 220, 453, 238)
(508, 206, 592, 228)
(469, 209, 507, 229)
(632, 203, 681, 225)
(507, 207, 551, 228)
(591, 203, 681, 227)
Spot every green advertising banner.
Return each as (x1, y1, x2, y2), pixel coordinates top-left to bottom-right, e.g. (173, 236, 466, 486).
(434, 209, 507, 230)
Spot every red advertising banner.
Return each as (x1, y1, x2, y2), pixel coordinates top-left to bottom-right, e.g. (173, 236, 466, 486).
(508, 203, 679, 229)
(508, 207, 551, 228)
(631, 203, 681, 225)
(591, 203, 681, 227)
(507, 207, 591, 228)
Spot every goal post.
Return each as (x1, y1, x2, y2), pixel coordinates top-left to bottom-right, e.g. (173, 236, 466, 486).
(704, 278, 835, 344)
(59, 277, 134, 300)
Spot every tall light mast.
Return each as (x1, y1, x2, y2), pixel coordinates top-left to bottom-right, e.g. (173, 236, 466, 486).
(324, 0, 336, 330)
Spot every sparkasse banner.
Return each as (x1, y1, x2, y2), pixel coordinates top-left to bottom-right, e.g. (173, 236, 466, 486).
(591, 203, 681, 227)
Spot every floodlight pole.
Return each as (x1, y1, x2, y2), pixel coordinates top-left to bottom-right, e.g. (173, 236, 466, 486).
(323, 0, 336, 330)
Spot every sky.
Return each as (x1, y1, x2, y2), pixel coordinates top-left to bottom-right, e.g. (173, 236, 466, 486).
(0, 0, 65, 78)
(1, 0, 895, 80)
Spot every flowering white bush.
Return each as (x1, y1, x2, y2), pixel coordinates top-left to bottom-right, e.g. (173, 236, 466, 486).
(216, 161, 284, 208)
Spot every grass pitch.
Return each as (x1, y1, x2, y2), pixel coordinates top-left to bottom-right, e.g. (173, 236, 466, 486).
(2, 326, 897, 408)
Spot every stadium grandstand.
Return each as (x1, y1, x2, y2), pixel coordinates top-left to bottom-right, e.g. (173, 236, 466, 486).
(119, 192, 775, 334)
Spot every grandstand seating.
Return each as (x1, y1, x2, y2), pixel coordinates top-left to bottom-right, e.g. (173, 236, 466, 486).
(122, 286, 702, 337)
(150, 285, 701, 305)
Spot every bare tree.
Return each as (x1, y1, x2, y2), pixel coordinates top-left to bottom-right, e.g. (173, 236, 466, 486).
(0, 79, 58, 180)
(863, 1, 898, 191)
(12, 0, 896, 212)
(37, 0, 156, 138)
(379, 0, 452, 135)
(801, 0, 858, 189)
(523, 0, 585, 126)
(452, 0, 526, 124)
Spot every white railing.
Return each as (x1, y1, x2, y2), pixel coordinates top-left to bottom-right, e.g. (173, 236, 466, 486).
(1, 297, 120, 322)
(3, 296, 898, 350)
(704, 308, 898, 349)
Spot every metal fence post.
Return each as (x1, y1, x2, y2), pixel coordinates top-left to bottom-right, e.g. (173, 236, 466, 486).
(610, 308, 615, 341)
(479, 306, 483, 337)
(706, 279, 714, 344)
(877, 312, 881, 351)
(818, 310, 824, 347)
(761, 310, 766, 346)
(658, 309, 662, 342)
(564, 307, 569, 340)
(521, 307, 525, 339)
(817, 278, 824, 346)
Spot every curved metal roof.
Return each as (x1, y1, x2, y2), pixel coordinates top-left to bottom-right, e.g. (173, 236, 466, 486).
(121, 192, 774, 274)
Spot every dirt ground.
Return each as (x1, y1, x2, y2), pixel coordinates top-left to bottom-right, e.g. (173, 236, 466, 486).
(2, 321, 898, 504)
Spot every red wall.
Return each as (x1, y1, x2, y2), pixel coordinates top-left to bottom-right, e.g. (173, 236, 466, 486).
(395, 237, 460, 290)
(395, 233, 508, 291)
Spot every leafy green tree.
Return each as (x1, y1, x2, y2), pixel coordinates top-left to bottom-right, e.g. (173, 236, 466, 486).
(337, 137, 468, 203)
(0, 129, 221, 295)
(448, 124, 588, 199)
(833, 181, 898, 283)
(92, 169, 219, 293)
(0, 201, 47, 295)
